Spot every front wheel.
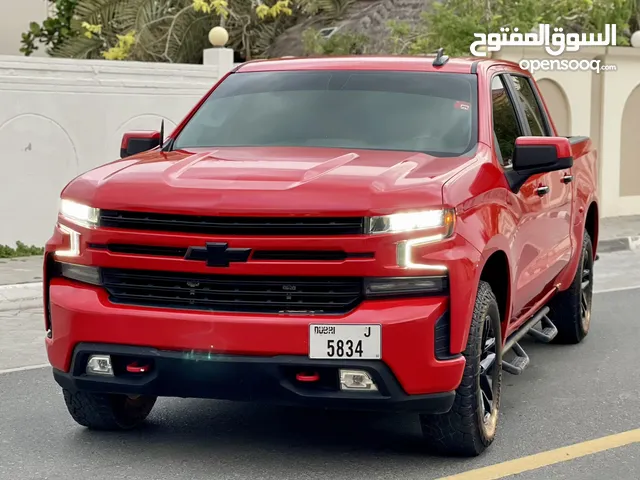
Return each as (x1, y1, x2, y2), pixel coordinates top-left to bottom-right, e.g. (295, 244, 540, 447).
(420, 280, 503, 456)
(63, 389, 157, 430)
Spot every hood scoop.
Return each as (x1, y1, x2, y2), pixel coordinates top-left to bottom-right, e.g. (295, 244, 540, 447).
(163, 150, 360, 190)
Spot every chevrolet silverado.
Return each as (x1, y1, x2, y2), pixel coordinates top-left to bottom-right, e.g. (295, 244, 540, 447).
(44, 52, 598, 456)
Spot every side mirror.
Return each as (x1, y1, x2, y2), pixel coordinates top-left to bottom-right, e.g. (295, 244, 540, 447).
(507, 136, 573, 192)
(513, 136, 573, 173)
(120, 131, 161, 158)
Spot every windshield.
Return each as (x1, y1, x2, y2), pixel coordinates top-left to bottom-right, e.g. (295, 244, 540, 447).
(172, 70, 478, 156)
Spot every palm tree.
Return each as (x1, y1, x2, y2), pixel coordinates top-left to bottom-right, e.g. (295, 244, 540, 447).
(39, 0, 299, 63)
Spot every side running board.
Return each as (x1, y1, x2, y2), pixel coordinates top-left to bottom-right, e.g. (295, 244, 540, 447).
(502, 306, 558, 375)
(527, 315, 558, 343)
(502, 342, 530, 375)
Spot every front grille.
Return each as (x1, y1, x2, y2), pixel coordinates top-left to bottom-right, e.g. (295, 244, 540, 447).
(99, 210, 365, 236)
(91, 244, 188, 257)
(101, 268, 364, 315)
(89, 243, 374, 261)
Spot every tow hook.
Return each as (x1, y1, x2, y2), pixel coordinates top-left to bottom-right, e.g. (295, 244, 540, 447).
(126, 361, 151, 374)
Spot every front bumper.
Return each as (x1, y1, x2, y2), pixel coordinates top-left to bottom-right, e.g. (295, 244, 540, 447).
(45, 279, 466, 396)
(53, 343, 455, 414)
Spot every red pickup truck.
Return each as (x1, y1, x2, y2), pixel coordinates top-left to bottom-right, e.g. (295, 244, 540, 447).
(44, 53, 598, 456)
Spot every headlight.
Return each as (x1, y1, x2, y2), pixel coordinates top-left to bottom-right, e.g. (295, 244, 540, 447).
(367, 209, 455, 236)
(59, 199, 100, 228)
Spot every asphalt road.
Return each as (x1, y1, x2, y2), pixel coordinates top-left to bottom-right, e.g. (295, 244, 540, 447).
(2, 252, 640, 479)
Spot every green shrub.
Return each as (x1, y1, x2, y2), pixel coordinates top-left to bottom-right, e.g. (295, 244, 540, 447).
(387, 0, 635, 57)
(0, 241, 45, 258)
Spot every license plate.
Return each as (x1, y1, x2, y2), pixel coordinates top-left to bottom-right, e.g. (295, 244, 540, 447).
(309, 324, 381, 359)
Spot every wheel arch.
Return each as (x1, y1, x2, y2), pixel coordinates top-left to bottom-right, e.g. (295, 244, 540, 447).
(450, 233, 513, 354)
(585, 201, 599, 256)
(478, 250, 511, 330)
(556, 197, 599, 292)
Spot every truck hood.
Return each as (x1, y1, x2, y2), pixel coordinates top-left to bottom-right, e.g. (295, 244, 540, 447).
(63, 146, 476, 216)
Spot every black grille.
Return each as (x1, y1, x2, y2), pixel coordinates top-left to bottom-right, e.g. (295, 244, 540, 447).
(89, 243, 374, 261)
(90, 244, 188, 257)
(101, 268, 364, 314)
(251, 251, 374, 261)
(99, 210, 365, 236)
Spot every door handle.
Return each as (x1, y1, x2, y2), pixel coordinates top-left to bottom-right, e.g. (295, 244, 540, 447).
(561, 174, 573, 184)
(536, 186, 550, 196)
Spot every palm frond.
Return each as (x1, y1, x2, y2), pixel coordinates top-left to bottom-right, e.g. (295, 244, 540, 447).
(170, 15, 213, 63)
(49, 35, 105, 58)
(47, 0, 312, 62)
(74, 0, 133, 31)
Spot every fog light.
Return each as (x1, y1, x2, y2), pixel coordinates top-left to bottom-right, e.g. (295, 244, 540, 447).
(86, 355, 113, 376)
(339, 369, 378, 391)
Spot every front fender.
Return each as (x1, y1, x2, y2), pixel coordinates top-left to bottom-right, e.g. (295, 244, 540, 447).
(446, 234, 483, 354)
(448, 233, 512, 354)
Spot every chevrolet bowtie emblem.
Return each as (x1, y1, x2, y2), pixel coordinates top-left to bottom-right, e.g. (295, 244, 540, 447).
(184, 242, 251, 267)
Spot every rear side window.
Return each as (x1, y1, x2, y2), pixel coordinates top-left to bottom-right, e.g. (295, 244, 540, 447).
(491, 75, 521, 166)
(509, 75, 549, 136)
(173, 70, 478, 157)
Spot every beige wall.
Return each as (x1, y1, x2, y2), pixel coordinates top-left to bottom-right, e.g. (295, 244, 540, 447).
(537, 78, 571, 136)
(594, 49, 640, 216)
(0, 0, 48, 56)
(620, 85, 640, 197)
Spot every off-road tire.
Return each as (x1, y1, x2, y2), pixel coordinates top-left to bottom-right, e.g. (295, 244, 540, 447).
(63, 389, 157, 430)
(548, 231, 594, 344)
(420, 281, 503, 457)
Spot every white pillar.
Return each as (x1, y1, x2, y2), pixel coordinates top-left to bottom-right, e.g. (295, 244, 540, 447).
(203, 47, 234, 76)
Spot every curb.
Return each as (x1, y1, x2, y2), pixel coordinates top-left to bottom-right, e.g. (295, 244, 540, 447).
(598, 236, 640, 254)
(0, 282, 43, 312)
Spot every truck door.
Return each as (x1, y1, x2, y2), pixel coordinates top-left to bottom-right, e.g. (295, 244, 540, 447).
(490, 74, 563, 323)
(506, 74, 573, 300)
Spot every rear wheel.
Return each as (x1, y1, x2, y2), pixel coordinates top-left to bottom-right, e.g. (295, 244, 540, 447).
(420, 281, 503, 456)
(548, 231, 594, 344)
(63, 389, 157, 430)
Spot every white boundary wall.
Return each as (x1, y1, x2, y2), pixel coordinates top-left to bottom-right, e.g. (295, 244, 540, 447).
(2, 48, 640, 246)
(0, 55, 227, 246)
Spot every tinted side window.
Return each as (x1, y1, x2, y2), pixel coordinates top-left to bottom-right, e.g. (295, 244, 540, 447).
(510, 75, 548, 136)
(491, 75, 521, 166)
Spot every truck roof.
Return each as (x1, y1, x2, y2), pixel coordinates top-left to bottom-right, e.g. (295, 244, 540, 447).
(235, 55, 508, 74)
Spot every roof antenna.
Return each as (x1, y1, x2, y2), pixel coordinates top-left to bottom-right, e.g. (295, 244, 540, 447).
(159, 119, 164, 149)
(433, 47, 449, 67)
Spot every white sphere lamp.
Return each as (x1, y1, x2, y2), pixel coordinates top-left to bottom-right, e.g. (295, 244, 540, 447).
(208, 26, 229, 47)
(631, 30, 640, 48)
